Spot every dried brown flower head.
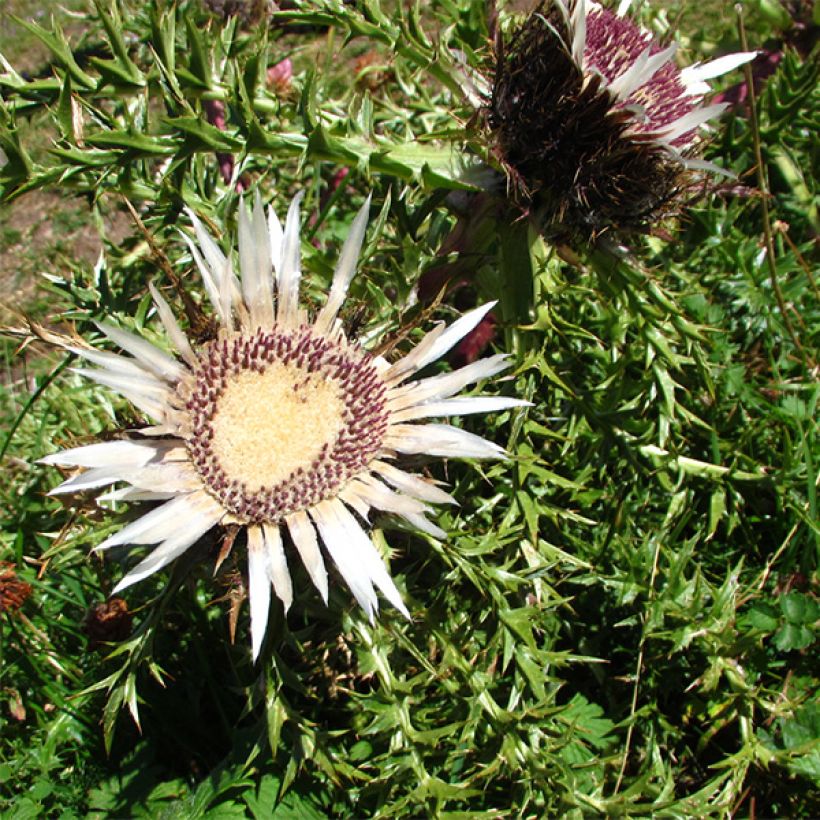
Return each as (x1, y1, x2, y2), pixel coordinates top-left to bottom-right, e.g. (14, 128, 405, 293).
(0, 563, 32, 614)
(485, 0, 755, 238)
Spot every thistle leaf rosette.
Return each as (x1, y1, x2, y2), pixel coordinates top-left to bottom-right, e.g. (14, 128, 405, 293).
(40, 192, 526, 660)
(485, 0, 756, 236)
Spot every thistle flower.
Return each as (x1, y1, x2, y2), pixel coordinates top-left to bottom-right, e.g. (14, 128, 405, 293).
(486, 0, 756, 236)
(41, 192, 526, 659)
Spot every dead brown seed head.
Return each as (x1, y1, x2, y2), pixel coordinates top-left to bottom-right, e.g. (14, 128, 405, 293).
(0, 563, 32, 614)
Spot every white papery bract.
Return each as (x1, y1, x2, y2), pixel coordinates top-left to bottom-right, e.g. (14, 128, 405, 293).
(42, 192, 526, 660)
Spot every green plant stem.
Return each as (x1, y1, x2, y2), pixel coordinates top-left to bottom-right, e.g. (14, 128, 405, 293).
(735, 5, 808, 368)
(0, 353, 71, 463)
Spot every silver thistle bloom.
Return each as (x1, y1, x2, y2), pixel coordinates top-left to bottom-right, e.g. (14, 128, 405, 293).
(42, 192, 526, 659)
(485, 0, 756, 236)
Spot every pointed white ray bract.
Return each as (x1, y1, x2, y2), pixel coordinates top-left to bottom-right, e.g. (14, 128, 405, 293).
(609, 44, 676, 102)
(286, 509, 328, 602)
(570, 0, 587, 68)
(656, 103, 728, 142)
(386, 422, 506, 460)
(97, 492, 219, 550)
(238, 198, 258, 315)
(247, 524, 272, 661)
(311, 499, 379, 620)
(181, 233, 227, 323)
(371, 461, 457, 506)
(410, 301, 498, 374)
(388, 353, 513, 410)
(338, 482, 371, 520)
(680, 51, 757, 91)
(384, 302, 497, 386)
(218, 254, 234, 330)
(400, 511, 447, 540)
(681, 156, 735, 176)
(184, 211, 243, 323)
(267, 204, 284, 283)
(252, 193, 274, 323)
(382, 324, 446, 386)
(262, 523, 293, 612)
(67, 345, 154, 381)
(239, 193, 274, 329)
(332, 500, 411, 619)
(94, 321, 186, 383)
(73, 367, 169, 402)
(187, 209, 228, 290)
(312, 498, 410, 619)
(49, 465, 139, 495)
(391, 395, 531, 423)
(148, 282, 197, 367)
(97, 487, 177, 503)
(314, 195, 371, 335)
(124, 461, 203, 494)
(276, 191, 304, 328)
(71, 369, 168, 421)
(111, 495, 223, 593)
(345, 474, 431, 518)
(40, 439, 162, 469)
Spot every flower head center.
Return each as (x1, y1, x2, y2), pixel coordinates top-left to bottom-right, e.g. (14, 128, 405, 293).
(183, 327, 388, 523)
(210, 363, 346, 492)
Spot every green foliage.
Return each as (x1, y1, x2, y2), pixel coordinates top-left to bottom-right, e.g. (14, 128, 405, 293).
(0, 0, 477, 206)
(0, 0, 817, 817)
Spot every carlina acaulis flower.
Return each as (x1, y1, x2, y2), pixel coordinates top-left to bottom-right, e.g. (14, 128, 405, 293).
(40, 191, 528, 660)
(485, 0, 756, 237)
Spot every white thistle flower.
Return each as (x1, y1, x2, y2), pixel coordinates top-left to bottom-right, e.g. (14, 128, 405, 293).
(485, 0, 757, 235)
(41, 192, 526, 660)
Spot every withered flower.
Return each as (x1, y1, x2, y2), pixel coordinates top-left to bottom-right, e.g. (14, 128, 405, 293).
(0, 563, 32, 614)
